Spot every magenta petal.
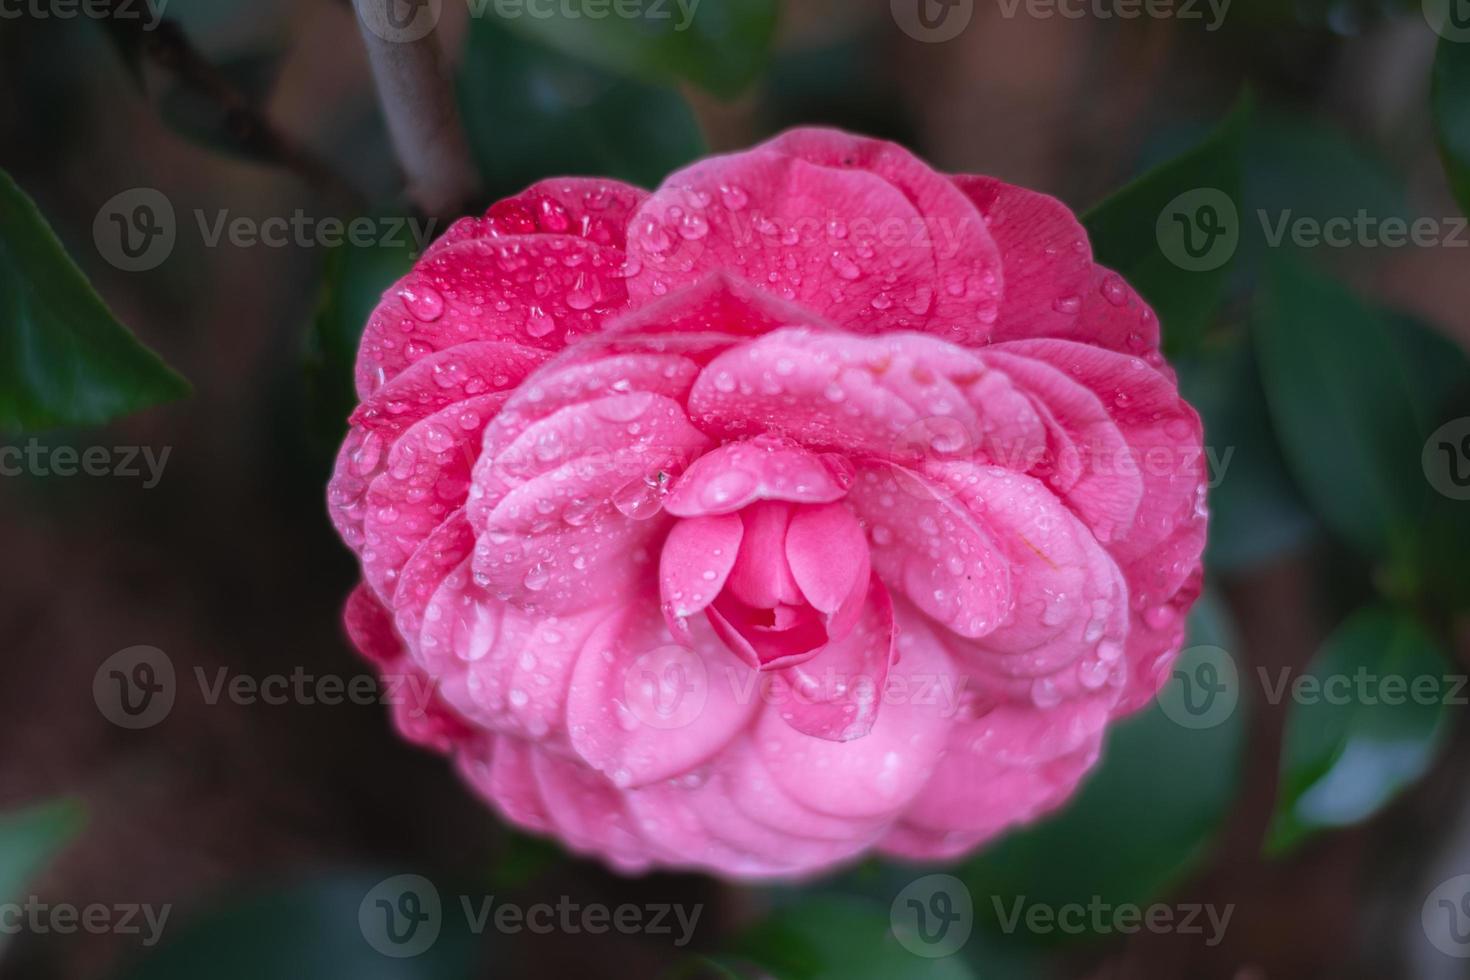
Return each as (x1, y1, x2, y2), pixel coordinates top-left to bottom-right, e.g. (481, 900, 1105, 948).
(355, 234, 628, 398)
(773, 576, 896, 742)
(660, 513, 744, 640)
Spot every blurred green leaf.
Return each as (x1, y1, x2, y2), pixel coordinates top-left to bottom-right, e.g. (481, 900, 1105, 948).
(724, 896, 975, 980)
(487, 0, 778, 99)
(1176, 338, 1316, 572)
(458, 19, 706, 194)
(117, 873, 476, 980)
(1267, 606, 1452, 855)
(0, 798, 85, 903)
(1084, 94, 1251, 356)
(959, 596, 1246, 944)
(0, 168, 190, 431)
(1252, 255, 1470, 577)
(1433, 35, 1470, 218)
(487, 831, 565, 891)
(303, 230, 418, 445)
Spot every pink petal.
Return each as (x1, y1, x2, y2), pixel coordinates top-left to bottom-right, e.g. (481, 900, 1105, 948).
(566, 605, 759, 788)
(659, 513, 744, 638)
(358, 393, 498, 603)
(982, 348, 1144, 545)
(754, 611, 957, 820)
(663, 437, 854, 517)
(724, 501, 803, 610)
(773, 575, 895, 741)
(470, 391, 710, 613)
(686, 327, 989, 459)
(354, 234, 629, 398)
(784, 501, 870, 631)
(845, 463, 1012, 640)
(625, 131, 1002, 343)
(348, 341, 547, 436)
(953, 175, 1093, 343)
(423, 177, 648, 262)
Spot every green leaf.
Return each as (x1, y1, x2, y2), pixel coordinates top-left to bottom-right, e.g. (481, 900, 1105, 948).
(1083, 94, 1251, 356)
(302, 230, 418, 445)
(1267, 606, 1452, 855)
(1175, 337, 1316, 572)
(0, 169, 190, 431)
(726, 896, 977, 980)
(1252, 255, 1469, 570)
(488, 0, 778, 99)
(458, 19, 706, 195)
(1433, 35, 1470, 217)
(0, 798, 86, 903)
(959, 595, 1246, 944)
(117, 874, 476, 980)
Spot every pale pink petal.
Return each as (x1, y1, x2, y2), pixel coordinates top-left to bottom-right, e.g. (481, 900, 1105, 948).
(566, 607, 759, 788)
(663, 437, 854, 517)
(773, 576, 895, 741)
(659, 513, 743, 638)
(845, 463, 1012, 640)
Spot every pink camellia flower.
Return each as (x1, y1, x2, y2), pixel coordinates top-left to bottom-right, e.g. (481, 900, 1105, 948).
(327, 129, 1207, 879)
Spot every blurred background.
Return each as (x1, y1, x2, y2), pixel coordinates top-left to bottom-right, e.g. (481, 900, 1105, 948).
(2, 0, 1470, 976)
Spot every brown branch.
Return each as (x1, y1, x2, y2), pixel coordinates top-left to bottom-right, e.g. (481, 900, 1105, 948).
(351, 0, 480, 220)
